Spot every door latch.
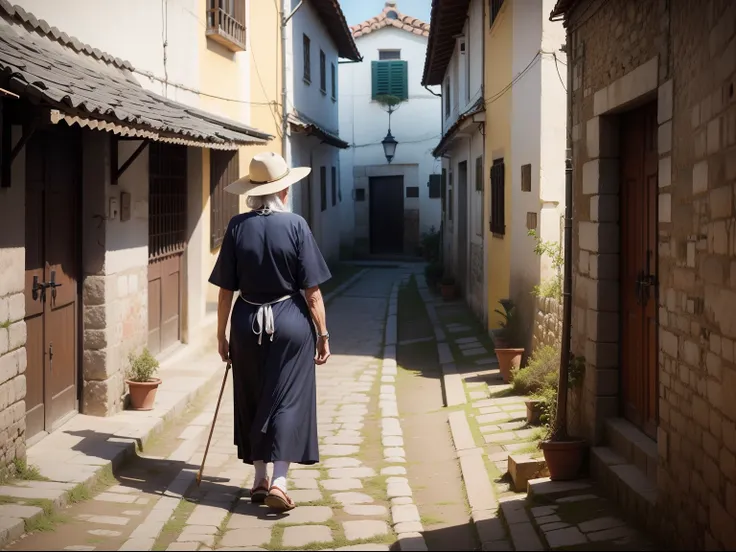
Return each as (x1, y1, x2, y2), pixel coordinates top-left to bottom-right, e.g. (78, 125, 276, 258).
(32, 275, 44, 301)
(48, 342, 53, 372)
(48, 269, 62, 301)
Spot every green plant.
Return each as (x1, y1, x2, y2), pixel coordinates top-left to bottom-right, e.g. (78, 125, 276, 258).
(511, 345, 561, 395)
(528, 229, 563, 300)
(374, 94, 405, 108)
(494, 299, 523, 347)
(127, 348, 159, 383)
(420, 226, 441, 263)
(568, 354, 585, 387)
(424, 261, 443, 287)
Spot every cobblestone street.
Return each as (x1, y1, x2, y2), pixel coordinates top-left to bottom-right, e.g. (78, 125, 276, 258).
(3, 267, 422, 552)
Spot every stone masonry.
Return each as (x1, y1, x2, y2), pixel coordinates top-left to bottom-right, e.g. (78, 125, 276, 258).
(533, 297, 562, 351)
(565, 0, 736, 549)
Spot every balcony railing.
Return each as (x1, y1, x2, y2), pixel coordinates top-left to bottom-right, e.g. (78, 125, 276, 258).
(206, 0, 246, 52)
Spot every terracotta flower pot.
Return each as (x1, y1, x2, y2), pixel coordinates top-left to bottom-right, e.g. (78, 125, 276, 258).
(126, 378, 162, 411)
(526, 400, 543, 426)
(540, 439, 587, 480)
(495, 348, 524, 383)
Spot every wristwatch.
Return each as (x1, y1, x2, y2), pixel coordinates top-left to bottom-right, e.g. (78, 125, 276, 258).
(318, 332, 330, 340)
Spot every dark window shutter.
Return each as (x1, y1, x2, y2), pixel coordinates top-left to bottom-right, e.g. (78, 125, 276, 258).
(210, 150, 240, 249)
(388, 61, 408, 100)
(428, 174, 441, 198)
(490, 159, 505, 235)
(475, 157, 483, 192)
(440, 169, 447, 211)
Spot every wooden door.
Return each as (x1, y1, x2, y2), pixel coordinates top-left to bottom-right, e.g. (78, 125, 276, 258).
(369, 176, 404, 255)
(457, 161, 469, 294)
(24, 126, 80, 440)
(148, 143, 187, 356)
(620, 102, 659, 439)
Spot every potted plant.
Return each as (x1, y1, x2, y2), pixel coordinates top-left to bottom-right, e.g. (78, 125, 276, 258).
(493, 299, 525, 383)
(126, 348, 161, 411)
(424, 260, 444, 291)
(540, 354, 587, 480)
(440, 275, 456, 300)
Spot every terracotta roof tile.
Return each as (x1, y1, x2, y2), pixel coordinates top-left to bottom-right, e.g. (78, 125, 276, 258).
(350, 1, 429, 39)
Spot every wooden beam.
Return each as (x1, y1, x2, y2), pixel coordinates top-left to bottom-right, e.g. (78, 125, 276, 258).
(112, 138, 148, 186)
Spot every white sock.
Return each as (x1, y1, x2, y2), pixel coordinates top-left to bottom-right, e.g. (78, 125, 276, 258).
(272, 460, 290, 492)
(253, 460, 268, 485)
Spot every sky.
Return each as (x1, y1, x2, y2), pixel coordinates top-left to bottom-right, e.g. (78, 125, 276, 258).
(341, 0, 432, 26)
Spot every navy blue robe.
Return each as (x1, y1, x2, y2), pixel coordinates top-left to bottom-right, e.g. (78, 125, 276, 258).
(208, 211, 332, 465)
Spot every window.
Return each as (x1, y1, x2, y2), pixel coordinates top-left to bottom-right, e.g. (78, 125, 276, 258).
(444, 77, 451, 119)
(331, 167, 337, 206)
(475, 156, 484, 236)
(406, 186, 419, 198)
(490, 0, 505, 27)
(526, 212, 538, 230)
(320, 50, 327, 93)
(210, 149, 240, 249)
(355, 188, 366, 202)
(428, 174, 441, 198)
(379, 50, 401, 60)
(448, 171, 454, 222)
(490, 158, 505, 235)
(331, 63, 336, 99)
(206, 0, 246, 52)
(521, 163, 531, 191)
(303, 34, 311, 83)
(371, 60, 409, 100)
(320, 167, 327, 211)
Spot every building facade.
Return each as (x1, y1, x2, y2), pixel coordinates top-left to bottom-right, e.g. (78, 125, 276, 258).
(422, 0, 487, 321)
(0, 1, 271, 467)
(339, 1, 441, 259)
(483, 0, 567, 345)
(284, 0, 361, 264)
(551, 0, 736, 549)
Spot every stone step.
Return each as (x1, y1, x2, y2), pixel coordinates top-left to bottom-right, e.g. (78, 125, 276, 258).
(604, 418, 657, 482)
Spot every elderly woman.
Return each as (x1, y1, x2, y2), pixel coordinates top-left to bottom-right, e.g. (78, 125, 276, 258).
(208, 152, 331, 512)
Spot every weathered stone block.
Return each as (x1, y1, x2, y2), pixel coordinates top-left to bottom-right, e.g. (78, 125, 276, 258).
(579, 222, 619, 254)
(659, 156, 672, 188)
(0, 350, 18, 386)
(84, 329, 107, 351)
(658, 121, 672, 154)
(83, 373, 125, 417)
(84, 305, 107, 330)
(83, 276, 106, 306)
(8, 322, 25, 351)
(587, 310, 619, 342)
(508, 455, 547, 492)
(693, 161, 709, 194)
(708, 118, 722, 155)
(582, 159, 619, 195)
(710, 185, 732, 219)
(658, 79, 673, 123)
(590, 195, 619, 222)
(83, 349, 110, 382)
(0, 249, 25, 297)
(659, 194, 672, 223)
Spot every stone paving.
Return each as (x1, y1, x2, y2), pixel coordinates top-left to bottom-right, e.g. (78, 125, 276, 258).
(3, 266, 434, 552)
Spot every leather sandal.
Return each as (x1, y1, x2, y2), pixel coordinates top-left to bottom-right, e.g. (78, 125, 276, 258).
(264, 486, 296, 512)
(250, 478, 270, 503)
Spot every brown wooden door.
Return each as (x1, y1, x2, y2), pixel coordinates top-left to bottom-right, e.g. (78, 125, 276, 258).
(24, 126, 80, 440)
(620, 102, 659, 439)
(147, 143, 187, 356)
(369, 176, 404, 255)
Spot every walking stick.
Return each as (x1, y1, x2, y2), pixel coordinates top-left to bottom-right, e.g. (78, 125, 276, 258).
(196, 361, 231, 487)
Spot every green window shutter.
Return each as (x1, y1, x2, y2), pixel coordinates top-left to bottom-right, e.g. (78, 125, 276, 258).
(372, 61, 391, 99)
(387, 61, 408, 100)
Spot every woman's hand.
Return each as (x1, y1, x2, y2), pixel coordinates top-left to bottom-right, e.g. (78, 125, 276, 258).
(315, 336, 331, 365)
(218, 336, 230, 363)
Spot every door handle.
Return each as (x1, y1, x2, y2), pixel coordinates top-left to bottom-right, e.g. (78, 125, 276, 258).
(32, 275, 43, 301)
(48, 269, 62, 300)
(48, 342, 53, 372)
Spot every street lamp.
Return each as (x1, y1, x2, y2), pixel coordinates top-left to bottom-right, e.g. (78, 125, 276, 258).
(382, 130, 398, 164)
(381, 103, 399, 164)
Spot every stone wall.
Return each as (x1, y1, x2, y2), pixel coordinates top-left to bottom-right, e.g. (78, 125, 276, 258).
(533, 297, 562, 351)
(0, 259, 27, 470)
(82, 265, 148, 416)
(567, 0, 736, 549)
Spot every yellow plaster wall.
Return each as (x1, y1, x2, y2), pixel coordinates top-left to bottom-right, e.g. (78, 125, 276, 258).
(484, 0, 513, 329)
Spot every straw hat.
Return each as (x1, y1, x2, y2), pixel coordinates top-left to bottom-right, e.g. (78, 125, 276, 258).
(225, 152, 311, 197)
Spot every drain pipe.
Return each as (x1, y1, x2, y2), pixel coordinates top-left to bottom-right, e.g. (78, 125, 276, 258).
(553, 36, 574, 441)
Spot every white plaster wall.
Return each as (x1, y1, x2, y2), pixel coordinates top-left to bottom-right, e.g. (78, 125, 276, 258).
(290, 0, 340, 133)
(539, 0, 567, 281)
(16, 0, 201, 107)
(509, 0, 543, 304)
(339, 27, 442, 250)
(442, 0, 484, 134)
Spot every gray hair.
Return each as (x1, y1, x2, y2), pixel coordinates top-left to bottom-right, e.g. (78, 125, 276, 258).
(245, 192, 289, 214)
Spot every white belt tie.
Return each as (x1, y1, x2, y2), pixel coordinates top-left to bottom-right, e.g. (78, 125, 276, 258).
(240, 293, 294, 345)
